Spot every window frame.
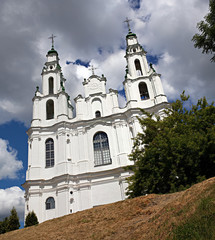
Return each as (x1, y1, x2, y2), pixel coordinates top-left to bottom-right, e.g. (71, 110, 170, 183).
(93, 132, 112, 167)
(45, 138, 54, 168)
(139, 82, 149, 100)
(45, 197, 55, 210)
(46, 99, 54, 120)
(134, 59, 143, 76)
(95, 111, 101, 118)
(49, 77, 54, 94)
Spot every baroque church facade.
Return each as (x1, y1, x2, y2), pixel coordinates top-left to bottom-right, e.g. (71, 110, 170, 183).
(23, 28, 169, 223)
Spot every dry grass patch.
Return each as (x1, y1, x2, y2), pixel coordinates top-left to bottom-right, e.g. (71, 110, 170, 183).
(1, 177, 215, 240)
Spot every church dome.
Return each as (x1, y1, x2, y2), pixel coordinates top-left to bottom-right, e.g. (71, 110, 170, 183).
(47, 47, 58, 55)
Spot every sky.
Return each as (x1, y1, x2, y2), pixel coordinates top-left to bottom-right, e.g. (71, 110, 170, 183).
(0, 0, 214, 226)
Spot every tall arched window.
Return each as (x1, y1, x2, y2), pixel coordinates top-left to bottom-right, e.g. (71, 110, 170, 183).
(45, 138, 54, 167)
(49, 77, 54, 94)
(139, 82, 149, 100)
(134, 59, 143, 76)
(46, 100, 54, 120)
(95, 111, 101, 118)
(93, 132, 111, 166)
(46, 197, 55, 210)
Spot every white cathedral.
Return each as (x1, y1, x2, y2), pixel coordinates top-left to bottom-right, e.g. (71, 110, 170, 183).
(23, 26, 169, 223)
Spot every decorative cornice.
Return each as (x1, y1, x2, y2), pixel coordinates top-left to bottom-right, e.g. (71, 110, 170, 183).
(22, 167, 131, 190)
(27, 100, 170, 137)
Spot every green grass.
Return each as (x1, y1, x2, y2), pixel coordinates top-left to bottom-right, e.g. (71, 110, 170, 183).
(171, 193, 215, 240)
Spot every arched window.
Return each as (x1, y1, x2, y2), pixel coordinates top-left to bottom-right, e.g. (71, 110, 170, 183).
(45, 138, 54, 167)
(135, 59, 143, 76)
(95, 111, 101, 118)
(139, 82, 149, 100)
(93, 132, 111, 166)
(46, 197, 55, 210)
(46, 100, 54, 120)
(49, 77, 54, 94)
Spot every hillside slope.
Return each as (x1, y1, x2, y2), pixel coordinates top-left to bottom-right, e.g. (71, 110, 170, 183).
(1, 177, 215, 240)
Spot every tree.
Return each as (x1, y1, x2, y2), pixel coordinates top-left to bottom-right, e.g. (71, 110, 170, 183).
(192, 0, 215, 62)
(126, 92, 215, 198)
(7, 207, 20, 231)
(0, 217, 9, 234)
(24, 211, 39, 227)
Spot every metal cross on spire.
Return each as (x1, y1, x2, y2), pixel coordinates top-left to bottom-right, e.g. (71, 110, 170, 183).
(48, 34, 57, 49)
(124, 17, 132, 32)
(89, 65, 97, 75)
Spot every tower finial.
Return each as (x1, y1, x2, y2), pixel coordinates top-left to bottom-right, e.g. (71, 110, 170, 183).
(48, 34, 57, 49)
(124, 17, 132, 32)
(89, 65, 98, 75)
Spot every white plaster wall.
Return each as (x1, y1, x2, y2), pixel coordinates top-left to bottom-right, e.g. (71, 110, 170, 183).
(47, 55, 57, 63)
(91, 180, 121, 207)
(57, 189, 69, 217)
(77, 187, 92, 211)
(91, 98, 103, 117)
(127, 37, 138, 46)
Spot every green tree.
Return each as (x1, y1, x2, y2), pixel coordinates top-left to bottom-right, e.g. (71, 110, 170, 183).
(0, 217, 9, 234)
(7, 207, 20, 231)
(126, 92, 215, 198)
(192, 0, 215, 62)
(24, 211, 39, 227)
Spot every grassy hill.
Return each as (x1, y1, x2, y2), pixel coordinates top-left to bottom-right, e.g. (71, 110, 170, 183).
(1, 177, 215, 240)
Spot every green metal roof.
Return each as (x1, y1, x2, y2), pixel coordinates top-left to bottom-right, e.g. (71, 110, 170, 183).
(126, 31, 137, 38)
(48, 48, 58, 55)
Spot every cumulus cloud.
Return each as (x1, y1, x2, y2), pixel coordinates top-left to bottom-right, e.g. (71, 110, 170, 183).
(0, 0, 213, 125)
(0, 138, 23, 180)
(0, 187, 24, 221)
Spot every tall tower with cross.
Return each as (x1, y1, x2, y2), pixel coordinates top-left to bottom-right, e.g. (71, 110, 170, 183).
(31, 34, 73, 129)
(23, 22, 169, 223)
(123, 18, 167, 109)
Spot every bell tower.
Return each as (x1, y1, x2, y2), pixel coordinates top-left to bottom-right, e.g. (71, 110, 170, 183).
(41, 35, 65, 96)
(31, 35, 73, 127)
(123, 18, 167, 109)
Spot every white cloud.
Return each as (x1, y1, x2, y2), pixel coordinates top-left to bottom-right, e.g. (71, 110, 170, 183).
(134, 0, 214, 102)
(0, 99, 23, 114)
(0, 138, 23, 180)
(99, 50, 126, 91)
(0, 186, 25, 221)
(0, 0, 213, 124)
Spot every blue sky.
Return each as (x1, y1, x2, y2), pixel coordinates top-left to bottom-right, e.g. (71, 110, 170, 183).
(0, 0, 214, 227)
(0, 121, 27, 190)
